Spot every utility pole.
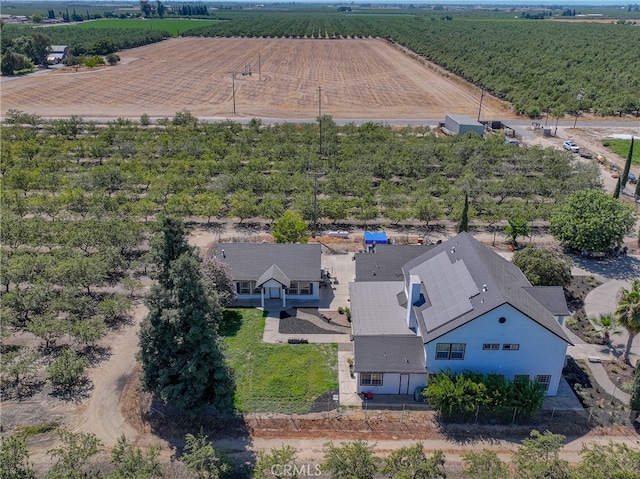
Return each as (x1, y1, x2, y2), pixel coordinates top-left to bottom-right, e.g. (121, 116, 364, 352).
(232, 73, 236, 115)
(477, 88, 485, 122)
(573, 91, 584, 128)
(312, 172, 318, 239)
(318, 86, 323, 156)
(258, 53, 261, 81)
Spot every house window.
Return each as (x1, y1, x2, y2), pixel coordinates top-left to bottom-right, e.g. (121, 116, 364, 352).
(502, 344, 520, 350)
(299, 282, 312, 295)
(251, 281, 261, 294)
(536, 375, 551, 391)
(237, 281, 251, 294)
(514, 374, 530, 384)
(288, 283, 298, 295)
(435, 343, 466, 360)
(360, 373, 383, 386)
(482, 343, 500, 350)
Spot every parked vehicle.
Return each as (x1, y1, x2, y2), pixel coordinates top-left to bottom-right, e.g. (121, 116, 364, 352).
(563, 140, 580, 153)
(629, 172, 637, 184)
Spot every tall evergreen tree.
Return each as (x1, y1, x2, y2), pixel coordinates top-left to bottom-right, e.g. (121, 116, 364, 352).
(138, 218, 234, 411)
(613, 175, 622, 199)
(630, 360, 640, 412)
(620, 136, 634, 190)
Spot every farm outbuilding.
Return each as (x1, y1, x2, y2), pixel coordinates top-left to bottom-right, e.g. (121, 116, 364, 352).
(443, 114, 485, 136)
(47, 45, 69, 64)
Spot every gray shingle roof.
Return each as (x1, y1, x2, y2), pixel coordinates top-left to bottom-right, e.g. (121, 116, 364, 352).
(355, 244, 434, 282)
(522, 287, 571, 316)
(349, 281, 413, 336)
(214, 243, 321, 282)
(257, 264, 290, 287)
(403, 233, 572, 345)
(354, 336, 426, 373)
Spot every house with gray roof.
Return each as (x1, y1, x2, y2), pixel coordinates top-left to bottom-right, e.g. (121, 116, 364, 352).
(213, 243, 321, 308)
(350, 232, 572, 397)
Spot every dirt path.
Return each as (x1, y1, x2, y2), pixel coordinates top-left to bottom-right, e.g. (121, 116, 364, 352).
(69, 304, 147, 447)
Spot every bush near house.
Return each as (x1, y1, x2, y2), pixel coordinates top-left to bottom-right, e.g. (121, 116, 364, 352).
(423, 370, 545, 423)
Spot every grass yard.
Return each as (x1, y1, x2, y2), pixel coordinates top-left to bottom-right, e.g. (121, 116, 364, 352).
(602, 138, 639, 165)
(74, 18, 220, 36)
(221, 309, 338, 414)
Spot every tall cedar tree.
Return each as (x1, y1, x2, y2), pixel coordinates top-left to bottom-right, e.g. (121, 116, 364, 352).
(138, 217, 234, 411)
(631, 360, 640, 412)
(620, 136, 634, 190)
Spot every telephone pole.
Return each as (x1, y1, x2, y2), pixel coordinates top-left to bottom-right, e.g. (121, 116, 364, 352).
(232, 73, 236, 115)
(477, 88, 485, 122)
(312, 86, 323, 238)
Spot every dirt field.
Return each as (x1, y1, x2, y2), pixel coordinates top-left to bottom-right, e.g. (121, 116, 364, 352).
(0, 37, 513, 120)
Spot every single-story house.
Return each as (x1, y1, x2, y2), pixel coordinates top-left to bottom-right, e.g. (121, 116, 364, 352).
(350, 232, 572, 397)
(213, 243, 321, 308)
(47, 45, 69, 64)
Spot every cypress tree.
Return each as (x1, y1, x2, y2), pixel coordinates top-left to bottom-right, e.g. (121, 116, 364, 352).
(613, 175, 621, 199)
(620, 136, 634, 191)
(631, 361, 640, 412)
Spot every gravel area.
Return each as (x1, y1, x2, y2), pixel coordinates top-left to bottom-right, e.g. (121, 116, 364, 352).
(278, 317, 343, 335)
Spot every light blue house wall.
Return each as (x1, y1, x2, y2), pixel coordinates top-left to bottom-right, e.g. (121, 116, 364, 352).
(425, 303, 567, 396)
(357, 373, 427, 395)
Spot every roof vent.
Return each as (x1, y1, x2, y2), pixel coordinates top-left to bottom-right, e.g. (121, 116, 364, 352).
(499, 316, 506, 324)
(451, 247, 456, 254)
(482, 284, 488, 292)
(221, 249, 226, 258)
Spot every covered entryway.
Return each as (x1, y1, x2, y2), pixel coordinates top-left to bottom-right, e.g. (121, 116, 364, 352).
(257, 264, 290, 309)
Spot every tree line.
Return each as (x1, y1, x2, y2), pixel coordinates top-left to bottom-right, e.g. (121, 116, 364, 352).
(2, 428, 640, 478)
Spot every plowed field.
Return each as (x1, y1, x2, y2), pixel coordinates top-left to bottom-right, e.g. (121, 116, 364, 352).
(0, 37, 513, 120)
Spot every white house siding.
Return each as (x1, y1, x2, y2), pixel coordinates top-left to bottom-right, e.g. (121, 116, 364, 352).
(234, 281, 320, 301)
(425, 304, 567, 396)
(356, 373, 427, 395)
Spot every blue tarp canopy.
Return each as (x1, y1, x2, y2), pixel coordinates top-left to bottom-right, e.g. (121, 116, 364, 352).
(364, 231, 388, 244)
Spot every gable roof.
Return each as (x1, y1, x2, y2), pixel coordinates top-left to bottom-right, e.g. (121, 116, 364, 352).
(257, 264, 290, 287)
(403, 233, 571, 345)
(355, 244, 434, 282)
(214, 243, 321, 282)
(354, 336, 426, 373)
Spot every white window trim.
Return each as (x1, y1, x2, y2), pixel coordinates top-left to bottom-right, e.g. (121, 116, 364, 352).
(360, 372, 383, 386)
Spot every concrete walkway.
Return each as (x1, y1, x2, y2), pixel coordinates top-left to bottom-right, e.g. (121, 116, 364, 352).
(567, 278, 636, 404)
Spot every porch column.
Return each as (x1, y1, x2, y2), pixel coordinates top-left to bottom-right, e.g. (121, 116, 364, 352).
(282, 287, 286, 308)
(261, 288, 264, 309)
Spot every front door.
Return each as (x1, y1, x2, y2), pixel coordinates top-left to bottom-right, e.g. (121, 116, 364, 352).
(269, 287, 281, 299)
(399, 374, 409, 395)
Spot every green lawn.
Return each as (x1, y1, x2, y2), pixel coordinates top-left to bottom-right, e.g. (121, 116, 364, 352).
(221, 309, 338, 414)
(602, 138, 639, 165)
(74, 18, 220, 37)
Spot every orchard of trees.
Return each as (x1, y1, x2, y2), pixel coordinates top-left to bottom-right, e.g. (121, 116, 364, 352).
(0, 110, 601, 235)
(2, 429, 640, 478)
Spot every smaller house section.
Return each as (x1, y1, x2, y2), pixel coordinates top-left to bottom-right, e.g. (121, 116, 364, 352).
(214, 243, 321, 309)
